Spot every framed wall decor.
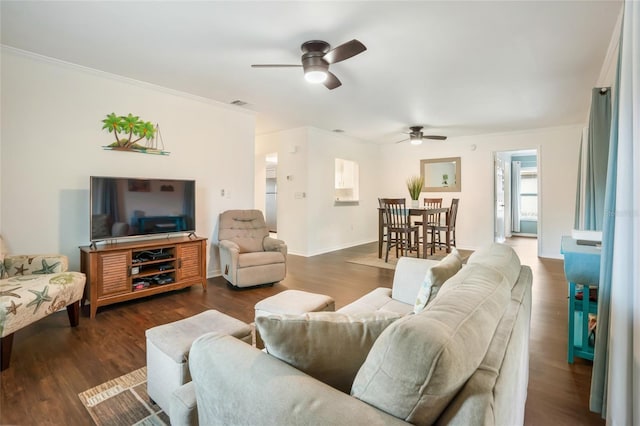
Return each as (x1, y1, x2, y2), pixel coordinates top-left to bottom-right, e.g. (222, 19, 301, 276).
(420, 157, 461, 192)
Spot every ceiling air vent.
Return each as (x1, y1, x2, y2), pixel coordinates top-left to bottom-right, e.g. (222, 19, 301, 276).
(230, 100, 248, 106)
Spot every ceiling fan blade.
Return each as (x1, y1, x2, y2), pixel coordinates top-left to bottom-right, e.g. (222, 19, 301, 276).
(323, 39, 367, 64)
(424, 135, 447, 140)
(251, 64, 302, 68)
(323, 71, 342, 90)
(395, 138, 410, 144)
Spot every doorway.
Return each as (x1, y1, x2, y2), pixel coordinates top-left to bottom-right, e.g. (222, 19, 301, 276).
(494, 149, 540, 252)
(265, 153, 278, 234)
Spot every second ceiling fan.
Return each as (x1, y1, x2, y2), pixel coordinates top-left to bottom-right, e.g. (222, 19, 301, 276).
(251, 39, 367, 90)
(396, 126, 447, 145)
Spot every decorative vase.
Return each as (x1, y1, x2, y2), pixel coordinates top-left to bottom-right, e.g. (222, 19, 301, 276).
(411, 199, 419, 208)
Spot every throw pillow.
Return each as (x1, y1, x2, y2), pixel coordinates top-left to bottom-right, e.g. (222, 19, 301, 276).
(413, 248, 463, 314)
(255, 311, 402, 393)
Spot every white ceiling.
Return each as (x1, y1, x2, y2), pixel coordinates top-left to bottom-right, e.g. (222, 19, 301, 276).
(0, 1, 622, 143)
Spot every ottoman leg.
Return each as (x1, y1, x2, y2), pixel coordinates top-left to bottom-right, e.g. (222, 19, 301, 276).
(67, 301, 80, 327)
(1, 333, 14, 371)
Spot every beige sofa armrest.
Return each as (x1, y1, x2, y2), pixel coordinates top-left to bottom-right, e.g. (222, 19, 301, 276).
(190, 333, 406, 426)
(263, 236, 287, 257)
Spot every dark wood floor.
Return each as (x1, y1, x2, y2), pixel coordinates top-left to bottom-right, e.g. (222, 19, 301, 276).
(0, 238, 604, 425)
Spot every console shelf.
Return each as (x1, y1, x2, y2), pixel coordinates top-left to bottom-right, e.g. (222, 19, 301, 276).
(80, 236, 207, 318)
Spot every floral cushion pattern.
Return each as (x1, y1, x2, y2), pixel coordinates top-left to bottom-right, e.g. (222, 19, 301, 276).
(0, 253, 5, 280)
(0, 272, 86, 338)
(3, 255, 69, 278)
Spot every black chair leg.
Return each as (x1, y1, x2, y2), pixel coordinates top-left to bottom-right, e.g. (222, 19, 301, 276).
(385, 232, 392, 262)
(1, 334, 14, 371)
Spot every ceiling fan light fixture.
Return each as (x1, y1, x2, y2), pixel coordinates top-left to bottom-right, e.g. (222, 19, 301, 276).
(304, 69, 328, 84)
(410, 137, 423, 145)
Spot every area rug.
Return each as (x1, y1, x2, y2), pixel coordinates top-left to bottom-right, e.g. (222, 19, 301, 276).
(78, 367, 169, 426)
(347, 248, 473, 270)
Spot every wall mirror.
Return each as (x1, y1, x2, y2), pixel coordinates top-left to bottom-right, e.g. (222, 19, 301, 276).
(420, 157, 461, 192)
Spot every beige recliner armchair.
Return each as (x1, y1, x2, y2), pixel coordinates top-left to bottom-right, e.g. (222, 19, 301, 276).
(218, 210, 287, 288)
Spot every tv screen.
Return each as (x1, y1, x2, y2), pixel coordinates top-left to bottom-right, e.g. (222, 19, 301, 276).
(90, 176, 196, 242)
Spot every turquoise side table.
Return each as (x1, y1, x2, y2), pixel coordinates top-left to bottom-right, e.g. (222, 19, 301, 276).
(560, 236, 601, 363)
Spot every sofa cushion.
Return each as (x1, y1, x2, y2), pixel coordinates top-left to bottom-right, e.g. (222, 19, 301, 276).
(413, 249, 463, 314)
(0, 272, 86, 338)
(337, 288, 413, 316)
(436, 265, 532, 426)
(351, 263, 511, 425)
(466, 243, 521, 287)
(256, 311, 402, 393)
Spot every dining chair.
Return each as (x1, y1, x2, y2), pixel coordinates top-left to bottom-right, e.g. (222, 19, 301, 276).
(432, 198, 460, 253)
(378, 198, 389, 256)
(413, 198, 443, 254)
(380, 198, 420, 262)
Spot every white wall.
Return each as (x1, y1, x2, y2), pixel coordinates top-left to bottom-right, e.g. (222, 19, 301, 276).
(378, 126, 582, 258)
(306, 128, 379, 256)
(0, 48, 256, 276)
(256, 127, 379, 256)
(254, 133, 280, 217)
(256, 128, 310, 255)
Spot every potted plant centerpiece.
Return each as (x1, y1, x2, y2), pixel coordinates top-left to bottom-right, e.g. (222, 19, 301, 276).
(406, 175, 424, 208)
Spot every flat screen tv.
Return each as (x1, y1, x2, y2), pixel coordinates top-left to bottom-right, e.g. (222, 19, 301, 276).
(90, 176, 196, 242)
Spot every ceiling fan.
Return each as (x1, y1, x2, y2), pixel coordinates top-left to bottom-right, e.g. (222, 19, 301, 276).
(251, 39, 366, 90)
(396, 126, 447, 145)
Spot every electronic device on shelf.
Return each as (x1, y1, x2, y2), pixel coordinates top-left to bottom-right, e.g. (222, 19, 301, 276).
(152, 274, 174, 285)
(134, 250, 172, 263)
(150, 252, 172, 260)
(158, 264, 173, 271)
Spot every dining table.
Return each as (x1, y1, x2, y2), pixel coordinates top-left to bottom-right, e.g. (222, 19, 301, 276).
(378, 206, 450, 259)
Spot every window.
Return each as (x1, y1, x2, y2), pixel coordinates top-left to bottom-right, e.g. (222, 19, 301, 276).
(519, 168, 538, 220)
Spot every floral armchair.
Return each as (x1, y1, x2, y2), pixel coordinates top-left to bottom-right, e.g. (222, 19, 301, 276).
(0, 241, 86, 370)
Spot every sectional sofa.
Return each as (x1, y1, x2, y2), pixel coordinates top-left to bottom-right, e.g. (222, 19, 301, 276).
(185, 243, 532, 425)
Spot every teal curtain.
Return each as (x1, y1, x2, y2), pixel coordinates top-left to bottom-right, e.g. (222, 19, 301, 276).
(590, 2, 640, 422)
(584, 88, 612, 230)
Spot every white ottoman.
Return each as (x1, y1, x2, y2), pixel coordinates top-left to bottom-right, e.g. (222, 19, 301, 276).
(255, 289, 335, 317)
(254, 290, 335, 347)
(145, 310, 252, 416)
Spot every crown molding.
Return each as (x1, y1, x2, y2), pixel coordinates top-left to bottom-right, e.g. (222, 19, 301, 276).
(1, 45, 257, 117)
